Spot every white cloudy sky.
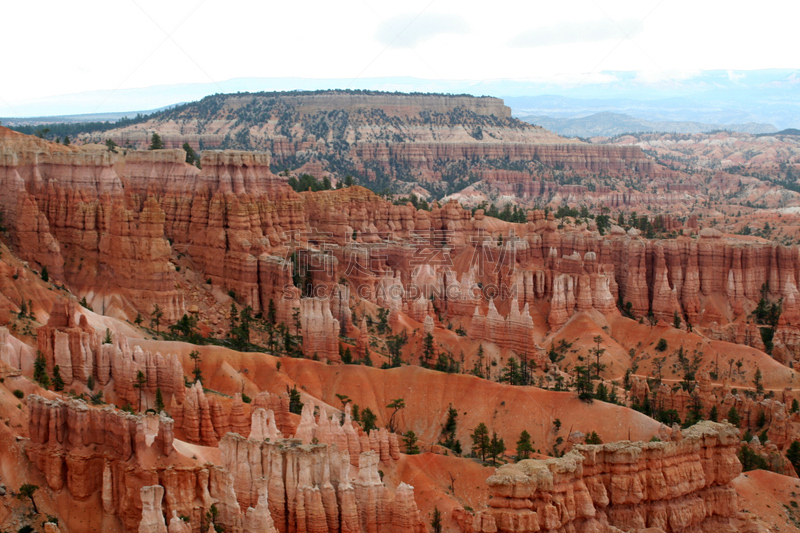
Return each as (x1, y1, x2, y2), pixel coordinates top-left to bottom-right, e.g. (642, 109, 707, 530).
(1, 0, 798, 114)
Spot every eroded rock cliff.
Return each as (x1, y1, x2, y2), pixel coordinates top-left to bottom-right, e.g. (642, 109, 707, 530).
(25, 394, 425, 533)
(455, 421, 742, 533)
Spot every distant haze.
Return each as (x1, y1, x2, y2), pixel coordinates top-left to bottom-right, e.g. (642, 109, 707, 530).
(2, 70, 799, 130)
(517, 113, 778, 138)
(3, 0, 799, 108)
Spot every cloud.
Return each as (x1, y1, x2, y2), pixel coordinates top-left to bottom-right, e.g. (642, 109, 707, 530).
(726, 69, 745, 81)
(634, 69, 703, 84)
(509, 18, 643, 48)
(375, 13, 469, 48)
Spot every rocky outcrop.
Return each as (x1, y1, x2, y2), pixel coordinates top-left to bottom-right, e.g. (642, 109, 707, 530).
(26, 393, 420, 533)
(0, 326, 21, 374)
(470, 298, 536, 356)
(300, 298, 340, 361)
(36, 298, 97, 384)
(140, 485, 169, 533)
(457, 421, 742, 533)
(0, 128, 66, 279)
(177, 382, 218, 446)
(173, 389, 300, 446)
(220, 433, 425, 533)
(477, 170, 693, 208)
(628, 371, 800, 447)
(37, 302, 186, 405)
(1, 135, 185, 320)
(26, 395, 176, 530)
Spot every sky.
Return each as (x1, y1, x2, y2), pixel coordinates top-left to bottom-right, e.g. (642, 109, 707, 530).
(2, 0, 799, 117)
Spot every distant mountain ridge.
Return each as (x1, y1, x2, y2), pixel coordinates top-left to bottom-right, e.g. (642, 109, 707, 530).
(0, 105, 178, 127)
(2, 69, 799, 128)
(759, 128, 800, 137)
(517, 111, 778, 137)
(14, 89, 685, 206)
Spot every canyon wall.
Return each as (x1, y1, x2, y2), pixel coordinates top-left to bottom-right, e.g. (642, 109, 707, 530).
(629, 371, 800, 449)
(455, 421, 742, 533)
(351, 142, 668, 180)
(26, 395, 423, 533)
(5, 127, 800, 363)
(36, 298, 186, 406)
(26, 395, 177, 530)
(476, 169, 693, 207)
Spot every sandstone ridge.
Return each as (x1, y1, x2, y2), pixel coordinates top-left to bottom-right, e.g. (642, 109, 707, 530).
(455, 421, 742, 533)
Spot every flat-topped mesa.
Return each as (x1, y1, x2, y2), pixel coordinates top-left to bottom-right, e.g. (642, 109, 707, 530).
(125, 92, 510, 124)
(457, 421, 741, 533)
(254, 92, 512, 118)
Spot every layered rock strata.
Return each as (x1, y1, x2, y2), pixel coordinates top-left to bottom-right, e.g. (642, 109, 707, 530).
(174, 396, 400, 470)
(455, 421, 741, 533)
(26, 395, 176, 530)
(36, 299, 186, 404)
(26, 394, 422, 533)
(5, 127, 800, 362)
(629, 371, 800, 449)
(220, 434, 424, 533)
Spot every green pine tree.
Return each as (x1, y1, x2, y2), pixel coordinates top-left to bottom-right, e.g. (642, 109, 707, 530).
(727, 406, 741, 427)
(134, 370, 147, 412)
(753, 367, 764, 395)
(403, 430, 420, 454)
(585, 431, 603, 444)
(361, 407, 377, 433)
(386, 398, 405, 432)
(489, 432, 506, 465)
(515, 430, 534, 461)
(286, 385, 302, 414)
(149, 132, 164, 150)
(471, 423, 490, 462)
(421, 333, 435, 368)
(189, 350, 203, 384)
(787, 441, 800, 474)
(33, 352, 50, 389)
(52, 365, 65, 392)
(183, 142, 197, 164)
(155, 388, 165, 413)
(440, 405, 462, 454)
(430, 507, 442, 533)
